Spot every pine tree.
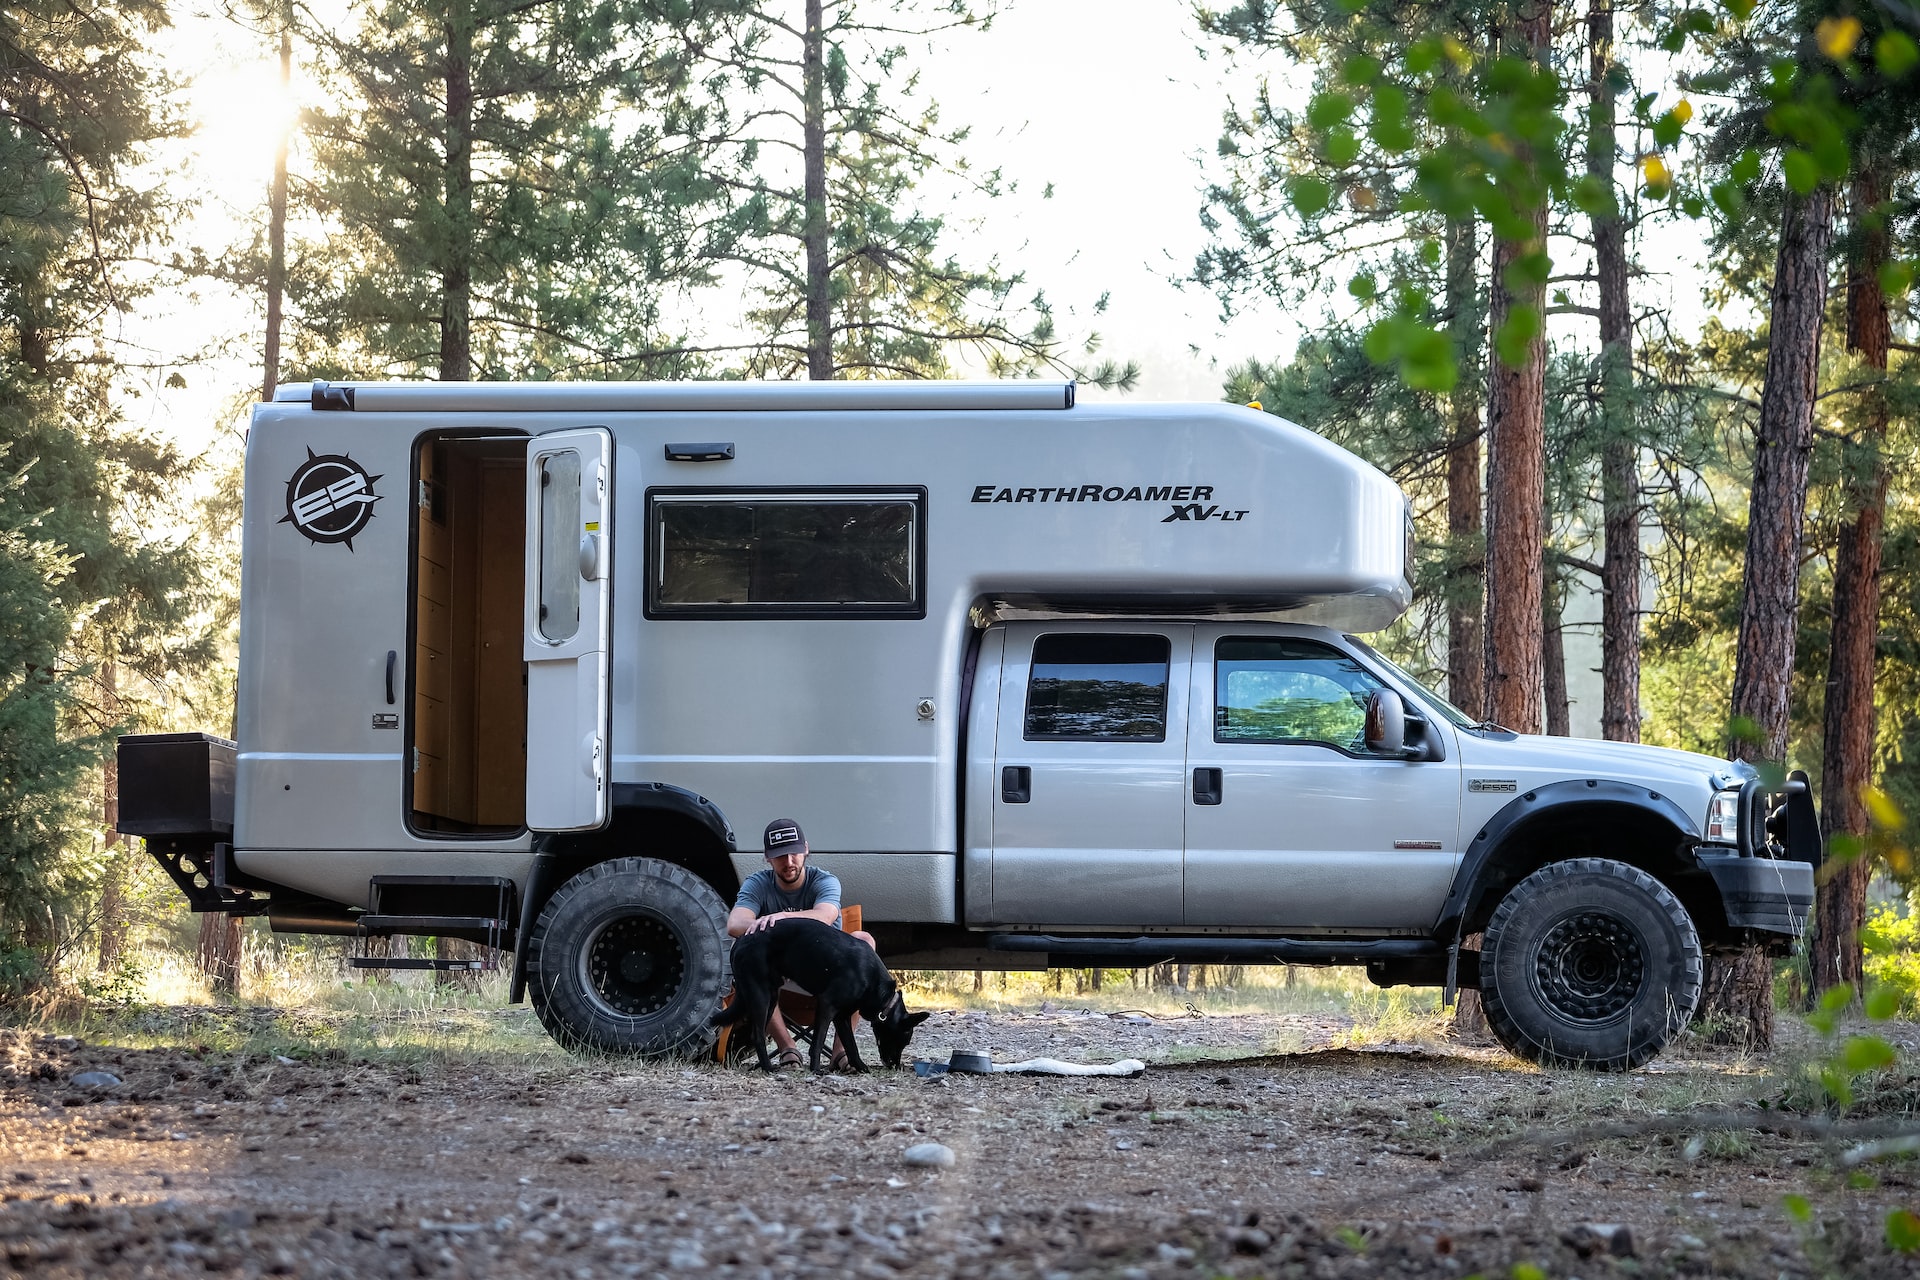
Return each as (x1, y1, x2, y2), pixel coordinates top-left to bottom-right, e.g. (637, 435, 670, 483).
(293, 0, 738, 381)
(679, 0, 1133, 383)
(0, 0, 207, 993)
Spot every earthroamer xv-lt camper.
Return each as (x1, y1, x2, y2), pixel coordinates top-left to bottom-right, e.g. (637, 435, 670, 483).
(119, 379, 1815, 1069)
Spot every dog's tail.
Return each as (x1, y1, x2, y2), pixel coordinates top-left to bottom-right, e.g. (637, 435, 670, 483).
(708, 1000, 748, 1029)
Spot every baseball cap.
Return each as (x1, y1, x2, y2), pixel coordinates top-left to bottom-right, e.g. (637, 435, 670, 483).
(763, 818, 807, 857)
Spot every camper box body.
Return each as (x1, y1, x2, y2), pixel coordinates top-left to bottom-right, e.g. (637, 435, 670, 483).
(229, 380, 1410, 924)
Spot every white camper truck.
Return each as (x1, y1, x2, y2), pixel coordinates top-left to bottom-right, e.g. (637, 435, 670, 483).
(118, 379, 1815, 1070)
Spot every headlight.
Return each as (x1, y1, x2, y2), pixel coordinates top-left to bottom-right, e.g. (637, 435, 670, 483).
(1706, 789, 1741, 844)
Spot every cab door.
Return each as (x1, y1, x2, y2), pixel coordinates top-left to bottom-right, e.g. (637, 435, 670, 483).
(1181, 626, 1462, 928)
(988, 623, 1192, 926)
(524, 428, 614, 831)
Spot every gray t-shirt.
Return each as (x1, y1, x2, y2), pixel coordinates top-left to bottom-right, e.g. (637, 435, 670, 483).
(734, 865, 842, 926)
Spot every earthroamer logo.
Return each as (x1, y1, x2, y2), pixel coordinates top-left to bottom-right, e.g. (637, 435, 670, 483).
(970, 483, 1249, 523)
(282, 449, 381, 549)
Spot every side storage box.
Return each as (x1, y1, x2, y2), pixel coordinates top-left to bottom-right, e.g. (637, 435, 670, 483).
(117, 733, 237, 838)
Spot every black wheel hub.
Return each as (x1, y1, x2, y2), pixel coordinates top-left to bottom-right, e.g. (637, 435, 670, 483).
(583, 914, 685, 1018)
(1532, 911, 1645, 1023)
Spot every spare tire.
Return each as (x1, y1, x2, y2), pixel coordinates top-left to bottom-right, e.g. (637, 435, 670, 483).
(1479, 857, 1702, 1071)
(525, 857, 730, 1057)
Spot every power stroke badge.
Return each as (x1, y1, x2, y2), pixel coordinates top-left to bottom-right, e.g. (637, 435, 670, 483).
(282, 449, 382, 548)
(970, 483, 1250, 523)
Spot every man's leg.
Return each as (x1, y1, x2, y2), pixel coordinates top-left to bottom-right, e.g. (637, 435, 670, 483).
(766, 1004, 798, 1055)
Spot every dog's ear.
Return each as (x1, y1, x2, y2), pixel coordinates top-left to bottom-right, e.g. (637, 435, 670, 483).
(905, 1011, 931, 1030)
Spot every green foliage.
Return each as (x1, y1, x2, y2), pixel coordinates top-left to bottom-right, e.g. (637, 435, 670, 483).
(0, 0, 209, 997)
(293, 0, 735, 380)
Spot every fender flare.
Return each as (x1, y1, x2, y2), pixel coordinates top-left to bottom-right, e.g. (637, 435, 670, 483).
(509, 781, 736, 1003)
(1433, 779, 1701, 941)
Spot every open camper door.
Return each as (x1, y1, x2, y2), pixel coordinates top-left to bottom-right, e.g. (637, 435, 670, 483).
(523, 428, 613, 831)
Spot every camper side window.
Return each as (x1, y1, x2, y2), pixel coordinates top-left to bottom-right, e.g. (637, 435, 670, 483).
(1023, 634, 1171, 742)
(649, 492, 921, 617)
(537, 450, 582, 642)
(1213, 636, 1387, 754)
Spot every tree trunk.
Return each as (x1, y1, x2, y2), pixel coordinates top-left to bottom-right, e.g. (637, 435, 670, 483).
(1543, 585, 1570, 736)
(197, 914, 243, 996)
(1724, 186, 1831, 764)
(1703, 184, 1834, 1048)
(1090, 967, 1103, 992)
(1444, 210, 1485, 715)
(802, 0, 831, 380)
(1480, 0, 1549, 733)
(260, 20, 293, 401)
(1812, 167, 1890, 1000)
(1452, 933, 1489, 1034)
(1589, 0, 1640, 743)
(440, 0, 474, 382)
(96, 660, 128, 971)
(972, 969, 984, 992)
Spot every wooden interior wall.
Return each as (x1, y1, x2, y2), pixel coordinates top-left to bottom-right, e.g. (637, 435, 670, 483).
(411, 438, 528, 831)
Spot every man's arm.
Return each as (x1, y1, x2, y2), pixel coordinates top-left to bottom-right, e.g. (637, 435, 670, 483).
(741, 902, 839, 934)
(726, 906, 758, 938)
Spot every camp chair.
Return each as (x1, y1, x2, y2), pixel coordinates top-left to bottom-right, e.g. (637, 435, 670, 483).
(715, 904, 861, 1067)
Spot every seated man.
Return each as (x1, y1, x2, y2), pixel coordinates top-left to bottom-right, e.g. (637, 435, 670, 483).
(727, 818, 876, 1067)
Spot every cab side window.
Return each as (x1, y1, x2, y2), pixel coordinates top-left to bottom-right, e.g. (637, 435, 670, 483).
(1025, 634, 1171, 742)
(1214, 637, 1387, 754)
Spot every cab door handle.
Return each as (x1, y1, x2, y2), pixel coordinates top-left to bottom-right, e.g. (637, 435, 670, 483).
(1001, 766, 1031, 804)
(1192, 767, 1223, 805)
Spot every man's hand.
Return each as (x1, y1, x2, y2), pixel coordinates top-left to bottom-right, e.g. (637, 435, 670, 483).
(744, 911, 791, 934)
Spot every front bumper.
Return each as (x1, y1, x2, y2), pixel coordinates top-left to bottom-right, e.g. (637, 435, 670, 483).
(1698, 851, 1814, 938)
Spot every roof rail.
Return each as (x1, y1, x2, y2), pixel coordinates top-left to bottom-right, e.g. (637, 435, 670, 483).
(301, 379, 1076, 413)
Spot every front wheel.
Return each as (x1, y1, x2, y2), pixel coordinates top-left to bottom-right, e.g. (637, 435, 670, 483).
(525, 857, 730, 1057)
(1479, 858, 1702, 1071)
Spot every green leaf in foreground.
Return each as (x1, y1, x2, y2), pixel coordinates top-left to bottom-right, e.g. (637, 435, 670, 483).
(1865, 985, 1901, 1021)
(1782, 149, 1820, 193)
(1881, 261, 1914, 298)
(1784, 1194, 1814, 1224)
(1888, 1209, 1920, 1254)
(1495, 307, 1541, 367)
(1874, 32, 1918, 78)
(1289, 177, 1332, 217)
(1842, 1035, 1896, 1074)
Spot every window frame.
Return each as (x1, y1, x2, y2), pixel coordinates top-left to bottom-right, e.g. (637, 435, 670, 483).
(1211, 634, 1391, 758)
(644, 485, 928, 620)
(1022, 631, 1175, 744)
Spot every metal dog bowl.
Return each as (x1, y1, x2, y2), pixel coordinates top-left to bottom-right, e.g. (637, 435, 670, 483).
(948, 1049, 992, 1074)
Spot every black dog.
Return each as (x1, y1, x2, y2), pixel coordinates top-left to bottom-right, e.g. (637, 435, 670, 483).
(711, 919, 929, 1072)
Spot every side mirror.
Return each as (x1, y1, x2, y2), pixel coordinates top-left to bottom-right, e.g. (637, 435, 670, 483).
(1364, 688, 1406, 756)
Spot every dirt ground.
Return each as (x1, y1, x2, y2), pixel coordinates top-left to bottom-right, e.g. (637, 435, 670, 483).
(4, 1002, 1920, 1279)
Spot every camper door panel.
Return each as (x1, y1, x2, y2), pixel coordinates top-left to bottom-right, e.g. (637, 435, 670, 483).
(234, 415, 413, 852)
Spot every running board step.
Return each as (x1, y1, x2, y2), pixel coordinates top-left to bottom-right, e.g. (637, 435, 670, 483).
(349, 957, 486, 971)
(986, 935, 1443, 965)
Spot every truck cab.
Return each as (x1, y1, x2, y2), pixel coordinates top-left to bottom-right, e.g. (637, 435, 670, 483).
(118, 379, 1816, 1071)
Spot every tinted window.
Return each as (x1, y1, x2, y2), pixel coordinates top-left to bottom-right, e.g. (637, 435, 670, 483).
(1215, 637, 1385, 752)
(1025, 634, 1171, 741)
(654, 497, 917, 613)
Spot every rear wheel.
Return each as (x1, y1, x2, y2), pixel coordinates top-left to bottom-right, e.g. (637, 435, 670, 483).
(1479, 857, 1702, 1071)
(526, 857, 730, 1056)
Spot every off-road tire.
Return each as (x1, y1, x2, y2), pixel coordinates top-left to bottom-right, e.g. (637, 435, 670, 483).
(1479, 857, 1702, 1071)
(526, 857, 730, 1057)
